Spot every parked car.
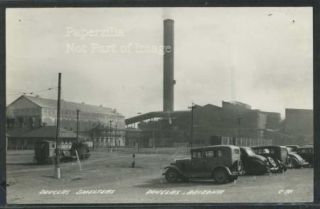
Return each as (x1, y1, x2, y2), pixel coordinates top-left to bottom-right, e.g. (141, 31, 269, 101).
(34, 140, 90, 164)
(34, 140, 57, 164)
(285, 146, 309, 168)
(70, 142, 91, 159)
(287, 151, 309, 168)
(240, 147, 279, 175)
(251, 146, 288, 173)
(163, 145, 243, 184)
(286, 145, 299, 153)
(297, 145, 313, 166)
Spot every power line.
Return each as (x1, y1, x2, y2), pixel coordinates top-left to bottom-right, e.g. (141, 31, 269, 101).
(7, 87, 58, 97)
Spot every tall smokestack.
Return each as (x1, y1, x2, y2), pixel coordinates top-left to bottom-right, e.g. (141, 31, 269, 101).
(163, 19, 175, 112)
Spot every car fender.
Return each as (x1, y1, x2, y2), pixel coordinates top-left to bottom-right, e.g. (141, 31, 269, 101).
(289, 155, 300, 164)
(250, 159, 269, 171)
(164, 165, 185, 177)
(212, 166, 232, 176)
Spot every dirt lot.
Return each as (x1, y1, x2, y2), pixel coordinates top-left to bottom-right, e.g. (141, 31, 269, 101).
(6, 149, 313, 204)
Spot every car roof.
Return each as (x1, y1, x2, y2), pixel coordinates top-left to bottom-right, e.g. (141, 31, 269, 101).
(251, 145, 286, 149)
(298, 145, 313, 148)
(35, 140, 55, 143)
(286, 145, 299, 147)
(240, 146, 252, 149)
(191, 145, 238, 151)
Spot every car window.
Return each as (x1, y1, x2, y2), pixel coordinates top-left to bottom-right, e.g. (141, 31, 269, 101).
(205, 150, 214, 158)
(254, 149, 261, 154)
(192, 151, 202, 159)
(213, 150, 223, 157)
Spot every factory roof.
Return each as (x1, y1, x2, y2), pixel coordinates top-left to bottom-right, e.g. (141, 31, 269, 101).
(125, 110, 189, 125)
(9, 95, 123, 116)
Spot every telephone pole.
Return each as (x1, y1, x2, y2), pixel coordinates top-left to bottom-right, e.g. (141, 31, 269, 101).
(235, 117, 242, 146)
(188, 103, 196, 148)
(109, 120, 113, 146)
(76, 109, 80, 143)
(55, 73, 62, 179)
(115, 123, 118, 147)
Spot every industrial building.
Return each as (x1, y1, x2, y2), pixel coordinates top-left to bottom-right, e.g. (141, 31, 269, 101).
(282, 108, 313, 145)
(124, 19, 276, 147)
(6, 95, 126, 149)
(125, 101, 281, 147)
(124, 18, 312, 148)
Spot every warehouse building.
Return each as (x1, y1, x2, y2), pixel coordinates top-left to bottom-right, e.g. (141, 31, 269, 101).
(125, 101, 279, 147)
(282, 108, 313, 145)
(6, 95, 126, 149)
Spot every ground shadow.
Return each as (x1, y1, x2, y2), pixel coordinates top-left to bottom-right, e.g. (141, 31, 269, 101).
(7, 162, 38, 166)
(135, 177, 234, 188)
(41, 175, 57, 179)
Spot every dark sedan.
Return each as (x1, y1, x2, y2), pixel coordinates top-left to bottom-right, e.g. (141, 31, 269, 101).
(297, 145, 313, 167)
(251, 146, 288, 173)
(240, 147, 279, 175)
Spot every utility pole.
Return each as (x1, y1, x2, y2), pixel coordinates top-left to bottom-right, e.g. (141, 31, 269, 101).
(109, 120, 113, 147)
(235, 117, 242, 146)
(153, 119, 156, 150)
(55, 73, 62, 179)
(115, 123, 118, 147)
(188, 103, 196, 148)
(76, 109, 80, 143)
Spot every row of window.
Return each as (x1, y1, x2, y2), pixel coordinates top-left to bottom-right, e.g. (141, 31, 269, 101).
(42, 108, 122, 121)
(192, 150, 224, 159)
(254, 148, 275, 155)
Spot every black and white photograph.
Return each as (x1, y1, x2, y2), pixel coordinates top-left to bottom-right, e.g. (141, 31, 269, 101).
(5, 7, 313, 204)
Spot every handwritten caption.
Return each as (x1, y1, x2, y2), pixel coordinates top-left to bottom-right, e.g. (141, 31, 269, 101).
(39, 189, 115, 195)
(145, 189, 225, 196)
(278, 189, 294, 195)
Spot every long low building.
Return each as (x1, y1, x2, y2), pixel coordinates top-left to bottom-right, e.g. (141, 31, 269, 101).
(125, 101, 313, 147)
(6, 95, 126, 149)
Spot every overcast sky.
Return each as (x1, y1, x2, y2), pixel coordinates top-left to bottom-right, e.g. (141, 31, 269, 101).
(6, 7, 313, 118)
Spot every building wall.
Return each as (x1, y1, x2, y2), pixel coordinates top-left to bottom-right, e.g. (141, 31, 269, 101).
(7, 96, 126, 148)
(41, 106, 125, 132)
(264, 112, 281, 129)
(284, 109, 313, 135)
(136, 102, 272, 146)
(193, 104, 223, 144)
(284, 109, 313, 144)
(6, 98, 42, 128)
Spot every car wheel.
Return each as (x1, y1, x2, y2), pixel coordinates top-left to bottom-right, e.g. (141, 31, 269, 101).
(165, 169, 179, 183)
(276, 160, 286, 173)
(213, 168, 229, 184)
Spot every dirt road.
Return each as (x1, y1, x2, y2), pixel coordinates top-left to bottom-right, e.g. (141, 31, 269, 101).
(6, 150, 313, 204)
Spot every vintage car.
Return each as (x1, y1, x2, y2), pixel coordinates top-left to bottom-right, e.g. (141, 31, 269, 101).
(297, 145, 313, 166)
(163, 145, 243, 184)
(34, 140, 90, 164)
(70, 142, 91, 159)
(240, 147, 279, 175)
(34, 140, 57, 164)
(285, 146, 309, 168)
(251, 146, 288, 173)
(286, 145, 299, 153)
